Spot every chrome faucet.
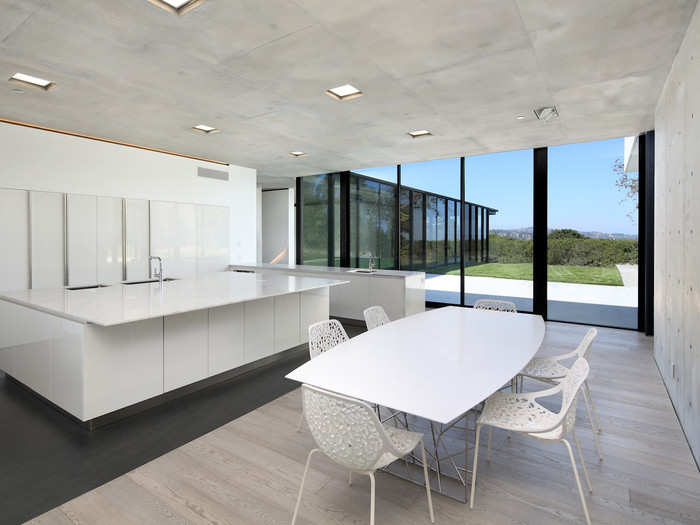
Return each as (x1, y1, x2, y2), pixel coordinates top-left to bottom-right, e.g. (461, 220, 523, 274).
(149, 256, 163, 285)
(368, 256, 377, 272)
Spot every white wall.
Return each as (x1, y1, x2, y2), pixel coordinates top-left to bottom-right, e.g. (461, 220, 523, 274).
(0, 122, 256, 263)
(261, 189, 295, 264)
(256, 185, 263, 263)
(654, 3, 700, 465)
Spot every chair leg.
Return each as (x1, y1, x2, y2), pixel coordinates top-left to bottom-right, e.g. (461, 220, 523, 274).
(420, 439, 435, 523)
(369, 471, 376, 525)
(470, 424, 483, 509)
(348, 471, 352, 486)
(585, 380, 602, 433)
(291, 448, 318, 525)
(581, 386, 603, 461)
(562, 439, 592, 525)
(572, 429, 593, 493)
(487, 426, 492, 462)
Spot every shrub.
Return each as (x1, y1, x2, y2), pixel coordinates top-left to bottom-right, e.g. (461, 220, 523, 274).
(488, 235, 637, 267)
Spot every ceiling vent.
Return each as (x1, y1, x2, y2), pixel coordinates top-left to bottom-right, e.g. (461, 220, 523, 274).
(197, 167, 229, 181)
(534, 106, 559, 121)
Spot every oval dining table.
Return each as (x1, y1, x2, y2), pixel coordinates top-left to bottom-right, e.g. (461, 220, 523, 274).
(286, 306, 546, 501)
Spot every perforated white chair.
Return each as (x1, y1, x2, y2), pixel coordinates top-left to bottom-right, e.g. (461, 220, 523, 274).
(292, 384, 435, 525)
(363, 305, 391, 331)
(473, 298, 517, 312)
(470, 358, 593, 525)
(308, 318, 349, 359)
(297, 319, 350, 431)
(519, 328, 602, 460)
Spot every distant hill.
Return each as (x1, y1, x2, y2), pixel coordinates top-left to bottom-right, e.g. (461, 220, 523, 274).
(491, 228, 637, 241)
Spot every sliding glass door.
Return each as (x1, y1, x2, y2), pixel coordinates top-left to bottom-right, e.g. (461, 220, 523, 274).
(547, 138, 638, 328)
(465, 149, 533, 311)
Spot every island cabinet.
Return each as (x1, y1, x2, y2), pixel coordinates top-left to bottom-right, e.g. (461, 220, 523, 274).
(0, 272, 343, 423)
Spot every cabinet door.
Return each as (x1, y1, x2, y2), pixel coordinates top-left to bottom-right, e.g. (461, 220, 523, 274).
(97, 196, 123, 284)
(124, 198, 150, 281)
(197, 204, 229, 274)
(0, 189, 29, 291)
(66, 194, 97, 286)
(150, 201, 198, 279)
(30, 191, 64, 289)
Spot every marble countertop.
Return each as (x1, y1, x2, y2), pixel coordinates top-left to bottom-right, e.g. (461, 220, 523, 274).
(230, 262, 425, 279)
(0, 272, 348, 327)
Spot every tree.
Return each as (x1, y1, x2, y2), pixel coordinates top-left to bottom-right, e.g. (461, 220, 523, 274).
(549, 228, 584, 240)
(613, 156, 638, 222)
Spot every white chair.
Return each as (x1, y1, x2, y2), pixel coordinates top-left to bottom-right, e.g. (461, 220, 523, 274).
(308, 319, 348, 359)
(473, 298, 517, 312)
(363, 305, 391, 331)
(292, 384, 435, 525)
(519, 327, 603, 460)
(470, 358, 593, 525)
(297, 319, 350, 431)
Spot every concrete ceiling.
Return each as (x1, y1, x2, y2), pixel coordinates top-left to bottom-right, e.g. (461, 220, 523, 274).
(0, 0, 696, 177)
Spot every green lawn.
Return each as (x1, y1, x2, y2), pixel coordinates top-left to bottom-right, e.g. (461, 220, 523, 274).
(435, 263, 623, 286)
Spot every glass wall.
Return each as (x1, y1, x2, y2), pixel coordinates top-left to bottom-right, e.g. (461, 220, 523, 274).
(465, 149, 534, 311)
(401, 158, 462, 304)
(547, 138, 638, 328)
(301, 174, 340, 266)
(349, 171, 397, 269)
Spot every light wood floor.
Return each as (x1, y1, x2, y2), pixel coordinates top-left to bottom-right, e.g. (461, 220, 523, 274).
(29, 322, 700, 525)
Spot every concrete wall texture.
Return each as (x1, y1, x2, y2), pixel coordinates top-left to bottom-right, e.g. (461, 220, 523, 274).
(654, 3, 700, 464)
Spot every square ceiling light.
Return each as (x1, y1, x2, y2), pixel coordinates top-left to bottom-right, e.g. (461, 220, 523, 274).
(147, 0, 204, 15)
(325, 84, 363, 101)
(407, 129, 432, 138)
(9, 72, 54, 91)
(193, 124, 219, 134)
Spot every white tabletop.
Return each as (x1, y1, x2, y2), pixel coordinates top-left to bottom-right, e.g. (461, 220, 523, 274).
(286, 306, 545, 424)
(231, 262, 425, 279)
(0, 272, 348, 327)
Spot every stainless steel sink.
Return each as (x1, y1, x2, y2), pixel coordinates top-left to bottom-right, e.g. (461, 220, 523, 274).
(122, 278, 178, 285)
(347, 268, 378, 274)
(66, 284, 110, 291)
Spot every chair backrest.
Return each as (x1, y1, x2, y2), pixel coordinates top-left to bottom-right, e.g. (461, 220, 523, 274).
(473, 299, 517, 313)
(575, 328, 597, 360)
(302, 384, 391, 471)
(308, 319, 349, 359)
(363, 305, 390, 331)
(556, 357, 590, 434)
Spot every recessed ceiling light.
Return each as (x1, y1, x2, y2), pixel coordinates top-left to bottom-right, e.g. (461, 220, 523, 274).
(408, 129, 432, 138)
(325, 84, 363, 101)
(147, 0, 204, 15)
(289, 151, 306, 157)
(9, 72, 54, 91)
(515, 115, 526, 120)
(533, 106, 559, 121)
(193, 124, 219, 134)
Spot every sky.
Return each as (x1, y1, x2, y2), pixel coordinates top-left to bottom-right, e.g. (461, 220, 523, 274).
(354, 137, 638, 235)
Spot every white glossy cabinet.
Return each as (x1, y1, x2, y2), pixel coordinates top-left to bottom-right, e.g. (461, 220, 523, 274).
(244, 298, 274, 362)
(96, 196, 123, 284)
(208, 303, 245, 375)
(164, 310, 208, 391)
(0, 189, 29, 291)
(198, 204, 230, 273)
(67, 194, 98, 286)
(150, 201, 198, 279)
(29, 191, 64, 289)
(124, 198, 150, 281)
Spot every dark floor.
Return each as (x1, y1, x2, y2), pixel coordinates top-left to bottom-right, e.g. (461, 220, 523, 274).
(0, 351, 308, 525)
(426, 290, 637, 329)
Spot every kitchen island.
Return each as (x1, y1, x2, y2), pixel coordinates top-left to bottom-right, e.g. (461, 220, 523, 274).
(0, 272, 346, 424)
(230, 263, 425, 321)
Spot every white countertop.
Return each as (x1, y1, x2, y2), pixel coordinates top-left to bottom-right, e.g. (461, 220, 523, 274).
(0, 272, 348, 327)
(231, 262, 425, 279)
(287, 307, 545, 424)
